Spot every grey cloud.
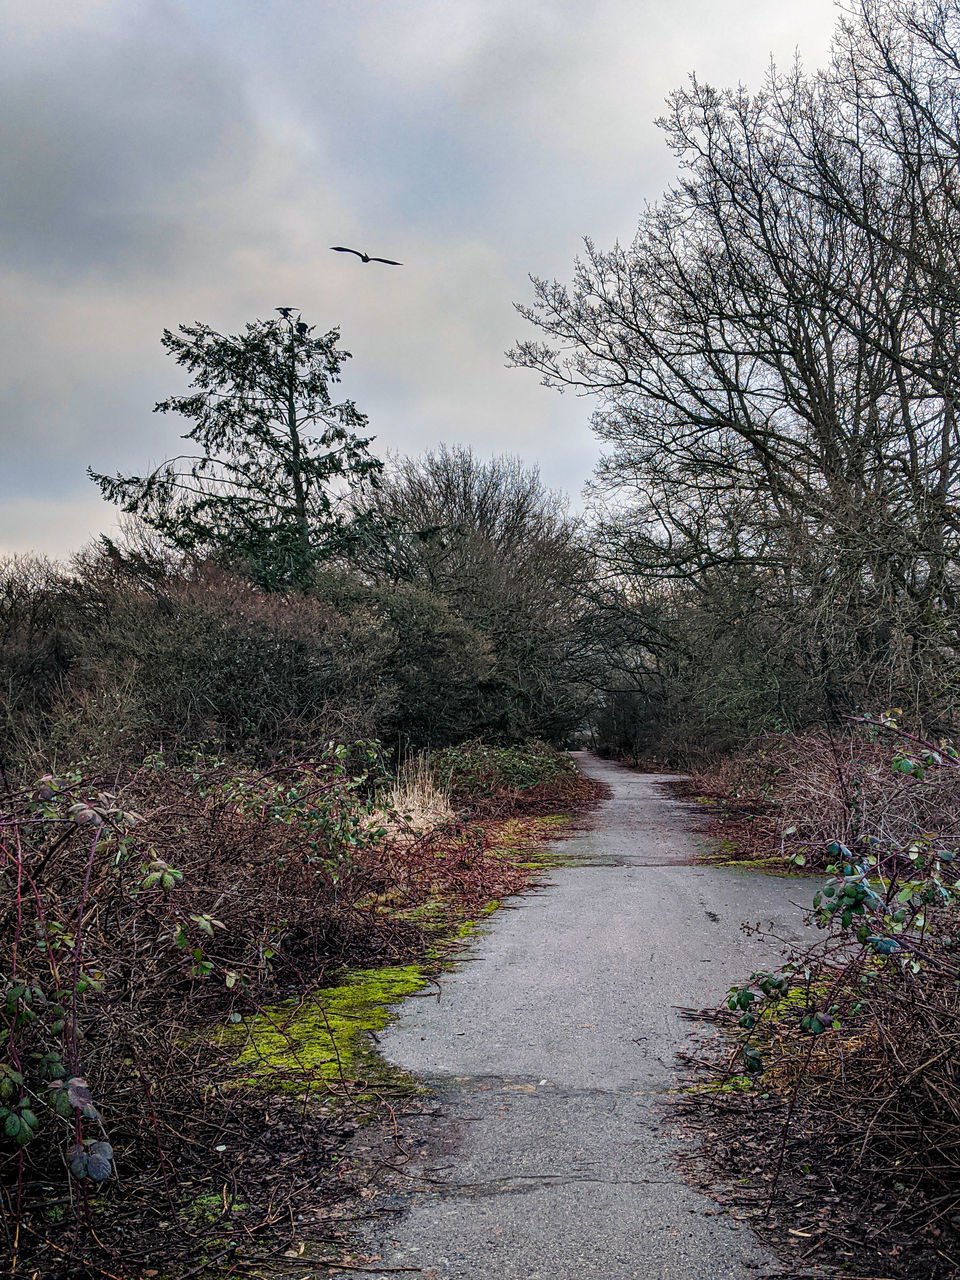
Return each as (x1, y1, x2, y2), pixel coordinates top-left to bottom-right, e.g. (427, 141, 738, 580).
(1, 0, 840, 560)
(1, 14, 256, 275)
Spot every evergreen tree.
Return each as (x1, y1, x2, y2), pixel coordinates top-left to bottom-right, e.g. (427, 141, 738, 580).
(90, 312, 382, 588)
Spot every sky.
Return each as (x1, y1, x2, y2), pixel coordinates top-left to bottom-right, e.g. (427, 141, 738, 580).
(1, 0, 839, 559)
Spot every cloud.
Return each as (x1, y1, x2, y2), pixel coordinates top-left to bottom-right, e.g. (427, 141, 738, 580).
(0, 0, 839, 558)
(0, 11, 257, 277)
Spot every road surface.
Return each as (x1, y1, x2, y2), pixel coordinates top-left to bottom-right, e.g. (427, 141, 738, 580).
(355, 754, 810, 1279)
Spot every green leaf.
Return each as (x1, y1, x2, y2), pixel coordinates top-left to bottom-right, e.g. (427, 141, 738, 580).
(742, 1047, 763, 1075)
(51, 1088, 74, 1119)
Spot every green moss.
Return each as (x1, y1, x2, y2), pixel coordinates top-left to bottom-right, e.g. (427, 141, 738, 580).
(753, 977, 831, 1026)
(219, 965, 425, 1091)
(430, 908, 500, 955)
(490, 814, 570, 854)
(398, 895, 451, 930)
(681, 1075, 754, 1094)
(727, 858, 797, 874)
(486, 814, 579, 871)
(181, 1192, 248, 1226)
(698, 852, 802, 876)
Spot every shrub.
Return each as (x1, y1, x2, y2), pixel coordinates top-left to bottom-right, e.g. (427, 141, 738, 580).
(0, 745, 425, 1273)
(0, 554, 511, 775)
(696, 716, 960, 1270)
(430, 740, 575, 807)
(691, 717, 960, 874)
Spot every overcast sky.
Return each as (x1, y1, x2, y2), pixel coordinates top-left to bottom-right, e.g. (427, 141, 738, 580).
(1, 0, 839, 559)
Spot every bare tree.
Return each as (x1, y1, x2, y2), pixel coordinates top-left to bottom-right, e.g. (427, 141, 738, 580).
(352, 446, 593, 741)
(512, 0, 960, 748)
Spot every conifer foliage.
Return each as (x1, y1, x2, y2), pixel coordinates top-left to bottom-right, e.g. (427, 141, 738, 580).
(90, 313, 382, 589)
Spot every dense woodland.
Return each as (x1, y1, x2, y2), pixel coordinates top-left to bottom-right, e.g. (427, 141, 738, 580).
(3, 0, 960, 1275)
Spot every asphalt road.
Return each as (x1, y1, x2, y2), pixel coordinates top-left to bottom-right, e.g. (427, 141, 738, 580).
(355, 754, 811, 1279)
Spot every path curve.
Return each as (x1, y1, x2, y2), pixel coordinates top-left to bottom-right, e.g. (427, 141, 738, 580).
(357, 754, 809, 1279)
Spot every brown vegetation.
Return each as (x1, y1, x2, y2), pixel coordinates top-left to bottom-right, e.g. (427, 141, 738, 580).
(0, 744, 604, 1277)
(681, 720, 960, 1279)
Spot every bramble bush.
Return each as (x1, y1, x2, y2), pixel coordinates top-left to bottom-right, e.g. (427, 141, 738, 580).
(0, 744, 416, 1270)
(430, 740, 575, 808)
(0, 734, 597, 1274)
(717, 715, 960, 1235)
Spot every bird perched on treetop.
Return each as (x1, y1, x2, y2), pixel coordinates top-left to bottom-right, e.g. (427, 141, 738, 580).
(330, 246, 403, 266)
(275, 307, 297, 318)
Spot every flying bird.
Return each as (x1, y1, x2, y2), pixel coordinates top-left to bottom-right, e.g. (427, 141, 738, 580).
(330, 246, 403, 266)
(275, 307, 297, 318)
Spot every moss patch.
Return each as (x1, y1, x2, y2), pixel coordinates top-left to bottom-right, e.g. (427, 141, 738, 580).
(493, 813, 572, 846)
(489, 813, 580, 868)
(719, 858, 800, 876)
(181, 1192, 248, 1226)
(220, 965, 425, 1091)
(682, 1076, 754, 1094)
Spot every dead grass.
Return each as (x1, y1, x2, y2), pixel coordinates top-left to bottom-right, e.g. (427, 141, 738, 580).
(379, 752, 456, 835)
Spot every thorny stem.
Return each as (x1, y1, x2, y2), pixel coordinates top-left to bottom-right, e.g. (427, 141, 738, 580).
(69, 828, 101, 1075)
(7, 828, 25, 1271)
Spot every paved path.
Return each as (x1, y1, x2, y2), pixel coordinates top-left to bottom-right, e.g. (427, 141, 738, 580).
(357, 754, 810, 1279)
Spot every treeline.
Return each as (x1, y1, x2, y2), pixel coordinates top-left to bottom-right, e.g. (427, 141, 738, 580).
(8, 0, 960, 778)
(515, 0, 960, 760)
(1, 448, 588, 776)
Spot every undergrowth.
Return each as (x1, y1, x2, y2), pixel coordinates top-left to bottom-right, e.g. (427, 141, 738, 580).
(0, 737, 602, 1276)
(681, 715, 960, 1279)
(430, 739, 576, 810)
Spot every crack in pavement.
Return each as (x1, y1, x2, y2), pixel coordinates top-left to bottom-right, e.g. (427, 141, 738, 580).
(400, 1173, 697, 1203)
